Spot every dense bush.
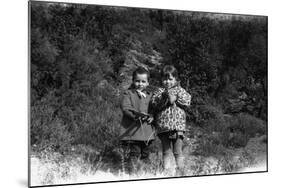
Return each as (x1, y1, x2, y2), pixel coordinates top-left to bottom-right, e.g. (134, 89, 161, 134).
(184, 105, 266, 156)
(30, 2, 267, 164)
(223, 113, 266, 147)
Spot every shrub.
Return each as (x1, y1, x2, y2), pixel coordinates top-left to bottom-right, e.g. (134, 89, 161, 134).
(223, 113, 266, 148)
(187, 105, 226, 128)
(31, 101, 74, 151)
(185, 105, 266, 154)
(31, 81, 122, 153)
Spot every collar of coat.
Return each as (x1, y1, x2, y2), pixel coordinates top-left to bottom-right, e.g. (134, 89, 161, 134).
(128, 85, 153, 96)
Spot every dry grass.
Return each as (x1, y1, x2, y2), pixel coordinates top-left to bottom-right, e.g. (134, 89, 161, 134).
(30, 149, 167, 186)
(30, 135, 267, 186)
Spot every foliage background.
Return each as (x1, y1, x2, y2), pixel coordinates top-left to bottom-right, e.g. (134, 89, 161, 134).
(30, 1, 267, 185)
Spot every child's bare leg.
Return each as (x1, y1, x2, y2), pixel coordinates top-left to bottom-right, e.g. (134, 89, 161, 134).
(159, 133, 173, 171)
(173, 135, 185, 175)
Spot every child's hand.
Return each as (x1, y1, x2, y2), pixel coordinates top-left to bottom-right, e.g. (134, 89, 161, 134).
(147, 116, 154, 124)
(168, 94, 177, 104)
(141, 115, 153, 123)
(140, 116, 147, 121)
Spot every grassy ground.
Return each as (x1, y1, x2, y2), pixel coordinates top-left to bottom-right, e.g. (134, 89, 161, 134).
(30, 135, 267, 186)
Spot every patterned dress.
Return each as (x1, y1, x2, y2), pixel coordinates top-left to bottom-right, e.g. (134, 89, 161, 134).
(150, 85, 191, 134)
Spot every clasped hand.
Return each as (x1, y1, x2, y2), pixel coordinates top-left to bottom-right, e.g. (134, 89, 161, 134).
(163, 90, 177, 105)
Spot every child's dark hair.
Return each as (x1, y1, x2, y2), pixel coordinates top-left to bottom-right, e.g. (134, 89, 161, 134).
(132, 67, 150, 81)
(161, 65, 178, 80)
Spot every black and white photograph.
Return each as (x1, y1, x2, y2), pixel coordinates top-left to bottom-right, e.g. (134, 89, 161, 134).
(29, 0, 268, 187)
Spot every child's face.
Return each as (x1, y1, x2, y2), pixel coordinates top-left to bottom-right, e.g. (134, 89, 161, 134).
(133, 73, 149, 91)
(162, 74, 177, 89)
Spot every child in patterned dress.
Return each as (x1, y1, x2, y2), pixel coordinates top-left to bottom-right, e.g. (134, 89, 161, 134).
(150, 65, 191, 175)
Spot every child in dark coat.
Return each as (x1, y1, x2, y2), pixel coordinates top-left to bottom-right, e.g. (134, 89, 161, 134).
(119, 67, 155, 175)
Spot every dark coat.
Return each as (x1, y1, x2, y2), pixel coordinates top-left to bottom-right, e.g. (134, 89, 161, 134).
(119, 88, 155, 141)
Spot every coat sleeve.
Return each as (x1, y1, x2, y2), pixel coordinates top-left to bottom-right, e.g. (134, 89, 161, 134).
(175, 87, 191, 110)
(121, 91, 136, 120)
